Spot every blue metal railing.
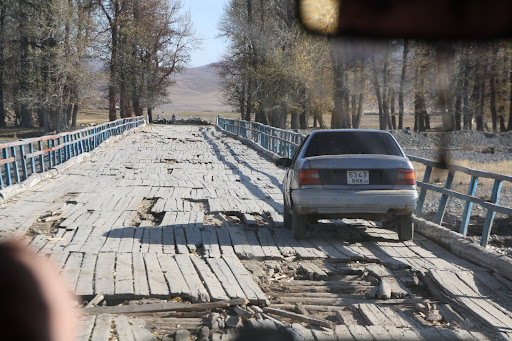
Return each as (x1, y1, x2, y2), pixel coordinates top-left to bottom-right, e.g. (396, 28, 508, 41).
(0, 116, 145, 190)
(217, 117, 512, 247)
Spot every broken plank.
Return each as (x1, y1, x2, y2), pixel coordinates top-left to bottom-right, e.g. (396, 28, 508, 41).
(84, 298, 249, 315)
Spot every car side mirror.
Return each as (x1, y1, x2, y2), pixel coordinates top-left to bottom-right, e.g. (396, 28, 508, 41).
(275, 158, 292, 168)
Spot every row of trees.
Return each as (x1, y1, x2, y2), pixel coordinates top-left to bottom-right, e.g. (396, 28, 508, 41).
(218, 0, 512, 132)
(0, 0, 196, 131)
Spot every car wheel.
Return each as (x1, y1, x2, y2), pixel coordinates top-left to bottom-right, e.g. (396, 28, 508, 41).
(398, 215, 414, 241)
(292, 210, 308, 240)
(283, 194, 292, 229)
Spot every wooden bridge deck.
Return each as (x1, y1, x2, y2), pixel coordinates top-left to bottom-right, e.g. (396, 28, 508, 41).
(1, 125, 512, 340)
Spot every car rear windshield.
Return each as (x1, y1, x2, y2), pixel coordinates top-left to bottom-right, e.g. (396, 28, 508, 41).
(303, 132, 403, 157)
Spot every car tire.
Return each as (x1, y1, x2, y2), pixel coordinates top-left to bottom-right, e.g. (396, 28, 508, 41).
(283, 194, 292, 229)
(398, 215, 414, 241)
(292, 210, 308, 240)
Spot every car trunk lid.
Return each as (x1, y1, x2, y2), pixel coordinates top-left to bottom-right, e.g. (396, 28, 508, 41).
(306, 155, 412, 189)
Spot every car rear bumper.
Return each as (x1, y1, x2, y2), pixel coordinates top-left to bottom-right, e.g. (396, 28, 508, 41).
(291, 189, 418, 216)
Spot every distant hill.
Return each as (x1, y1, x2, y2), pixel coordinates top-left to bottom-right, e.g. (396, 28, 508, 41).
(156, 64, 232, 112)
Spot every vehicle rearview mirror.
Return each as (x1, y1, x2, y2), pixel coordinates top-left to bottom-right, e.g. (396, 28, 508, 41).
(275, 158, 292, 168)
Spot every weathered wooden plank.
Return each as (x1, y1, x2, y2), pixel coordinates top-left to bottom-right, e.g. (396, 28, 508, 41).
(174, 226, 189, 254)
(77, 315, 96, 341)
(157, 253, 192, 299)
(202, 225, 221, 258)
(28, 234, 49, 252)
(132, 226, 144, 253)
(222, 255, 269, 305)
(113, 315, 135, 341)
(162, 226, 176, 255)
(272, 228, 316, 259)
(144, 253, 169, 296)
(227, 226, 252, 259)
(346, 324, 374, 341)
(256, 228, 283, 259)
(148, 226, 163, 253)
(184, 225, 202, 253)
(132, 252, 150, 296)
(175, 254, 209, 302)
(115, 253, 134, 296)
(190, 255, 229, 301)
(206, 258, 246, 299)
(118, 226, 135, 253)
(61, 251, 83, 291)
(76, 253, 97, 296)
(335, 325, 355, 340)
(216, 226, 236, 257)
(95, 252, 116, 296)
(128, 319, 157, 341)
(90, 313, 113, 341)
(245, 230, 266, 259)
(270, 228, 297, 257)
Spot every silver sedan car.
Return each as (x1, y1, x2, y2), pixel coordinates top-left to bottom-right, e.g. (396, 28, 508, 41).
(276, 130, 418, 241)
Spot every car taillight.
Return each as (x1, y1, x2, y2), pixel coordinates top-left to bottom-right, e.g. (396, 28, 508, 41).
(396, 169, 416, 185)
(298, 169, 322, 185)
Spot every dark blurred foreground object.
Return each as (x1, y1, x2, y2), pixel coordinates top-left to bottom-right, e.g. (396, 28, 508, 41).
(0, 241, 78, 341)
(299, 0, 512, 38)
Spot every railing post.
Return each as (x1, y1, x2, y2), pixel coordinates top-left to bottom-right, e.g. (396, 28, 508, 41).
(29, 143, 36, 174)
(64, 135, 69, 160)
(459, 175, 478, 236)
(57, 137, 63, 164)
(480, 179, 504, 247)
(47, 140, 53, 169)
(20, 145, 28, 181)
(38, 141, 45, 172)
(79, 132, 85, 153)
(11, 146, 20, 184)
(3, 148, 12, 186)
(414, 165, 432, 216)
(434, 170, 455, 225)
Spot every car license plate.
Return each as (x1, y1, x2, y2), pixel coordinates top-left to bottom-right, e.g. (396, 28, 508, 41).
(347, 170, 369, 184)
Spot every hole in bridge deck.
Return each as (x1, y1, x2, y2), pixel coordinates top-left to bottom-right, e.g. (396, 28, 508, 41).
(132, 198, 165, 227)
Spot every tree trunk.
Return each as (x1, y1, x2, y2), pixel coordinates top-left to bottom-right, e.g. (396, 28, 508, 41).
(330, 40, 351, 128)
(245, 73, 252, 121)
(352, 93, 363, 129)
(240, 83, 246, 120)
(291, 112, 299, 129)
(148, 107, 153, 123)
(454, 77, 462, 131)
(398, 39, 409, 129)
(390, 88, 397, 130)
(109, 23, 118, 121)
(19, 33, 32, 127)
(382, 46, 390, 130)
(71, 103, 79, 128)
(462, 57, 471, 130)
(490, 54, 498, 132)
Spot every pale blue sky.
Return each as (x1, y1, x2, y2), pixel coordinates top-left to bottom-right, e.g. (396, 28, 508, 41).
(187, 0, 229, 67)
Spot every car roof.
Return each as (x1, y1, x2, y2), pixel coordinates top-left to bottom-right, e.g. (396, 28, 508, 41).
(308, 129, 393, 136)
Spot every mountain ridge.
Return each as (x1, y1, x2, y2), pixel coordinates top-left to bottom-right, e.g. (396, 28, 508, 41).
(157, 64, 231, 112)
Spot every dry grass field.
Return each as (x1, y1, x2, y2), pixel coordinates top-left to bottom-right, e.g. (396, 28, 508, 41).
(412, 160, 512, 188)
